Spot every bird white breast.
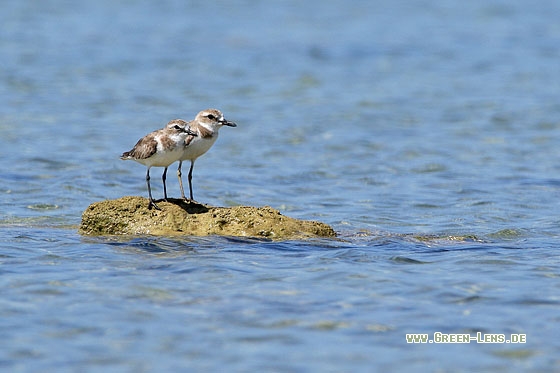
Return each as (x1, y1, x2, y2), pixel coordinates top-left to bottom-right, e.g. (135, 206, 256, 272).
(148, 146, 185, 167)
(180, 132, 219, 161)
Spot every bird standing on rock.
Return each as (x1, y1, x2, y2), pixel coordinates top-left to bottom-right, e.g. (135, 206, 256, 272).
(121, 119, 197, 210)
(176, 109, 237, 203)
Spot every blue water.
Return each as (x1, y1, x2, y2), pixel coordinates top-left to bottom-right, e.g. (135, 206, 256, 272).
(2, 0, 560, 371)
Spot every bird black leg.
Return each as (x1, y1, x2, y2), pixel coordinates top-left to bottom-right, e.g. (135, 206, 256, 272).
(162, 166, 168, 201)
(146, 168, 160, 210)
(187, 160, 197, 203)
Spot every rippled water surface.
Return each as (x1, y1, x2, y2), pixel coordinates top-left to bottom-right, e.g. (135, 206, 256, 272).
(2, 0, 560, 371)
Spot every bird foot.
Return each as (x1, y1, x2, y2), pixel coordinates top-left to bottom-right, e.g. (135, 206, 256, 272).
(148, 200, 161, 210)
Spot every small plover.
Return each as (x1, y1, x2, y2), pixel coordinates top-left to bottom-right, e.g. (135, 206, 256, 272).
(177, 109, 237, 203)
(121, 119, 197, 210)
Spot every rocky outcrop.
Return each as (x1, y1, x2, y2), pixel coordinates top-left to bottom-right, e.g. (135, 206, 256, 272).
(79, 196, 336, 240)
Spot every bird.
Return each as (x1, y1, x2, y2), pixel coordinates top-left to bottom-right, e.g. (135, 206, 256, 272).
(121, 119, 197, 210)
(177, 109, 237, 203)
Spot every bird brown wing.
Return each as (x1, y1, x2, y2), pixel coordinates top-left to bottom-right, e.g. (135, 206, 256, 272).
(121, 134, 158, 160)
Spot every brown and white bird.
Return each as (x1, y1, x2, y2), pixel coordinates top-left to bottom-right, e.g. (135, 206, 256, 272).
(121, 119, 197, 210)
(177, 109, 237, 203)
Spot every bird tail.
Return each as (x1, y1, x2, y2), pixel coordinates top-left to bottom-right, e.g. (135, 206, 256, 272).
(120, 152, 132, 160)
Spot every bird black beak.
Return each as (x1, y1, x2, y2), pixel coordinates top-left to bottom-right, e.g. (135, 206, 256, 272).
(185, 127, 198, 136)
(221, 119, 237, 127)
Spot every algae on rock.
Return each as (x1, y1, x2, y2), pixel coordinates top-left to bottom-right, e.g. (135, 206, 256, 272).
(79, 196, 336, 239)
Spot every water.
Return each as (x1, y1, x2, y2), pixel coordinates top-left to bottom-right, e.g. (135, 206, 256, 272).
(1, 0, 560, 371)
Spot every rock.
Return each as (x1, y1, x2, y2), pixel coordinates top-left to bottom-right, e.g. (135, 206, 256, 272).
(79, 196, 336, 239)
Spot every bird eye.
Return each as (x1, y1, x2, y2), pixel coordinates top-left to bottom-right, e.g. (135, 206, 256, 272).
(174, 125, 182, 130)
(207, 114, 215, 120)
